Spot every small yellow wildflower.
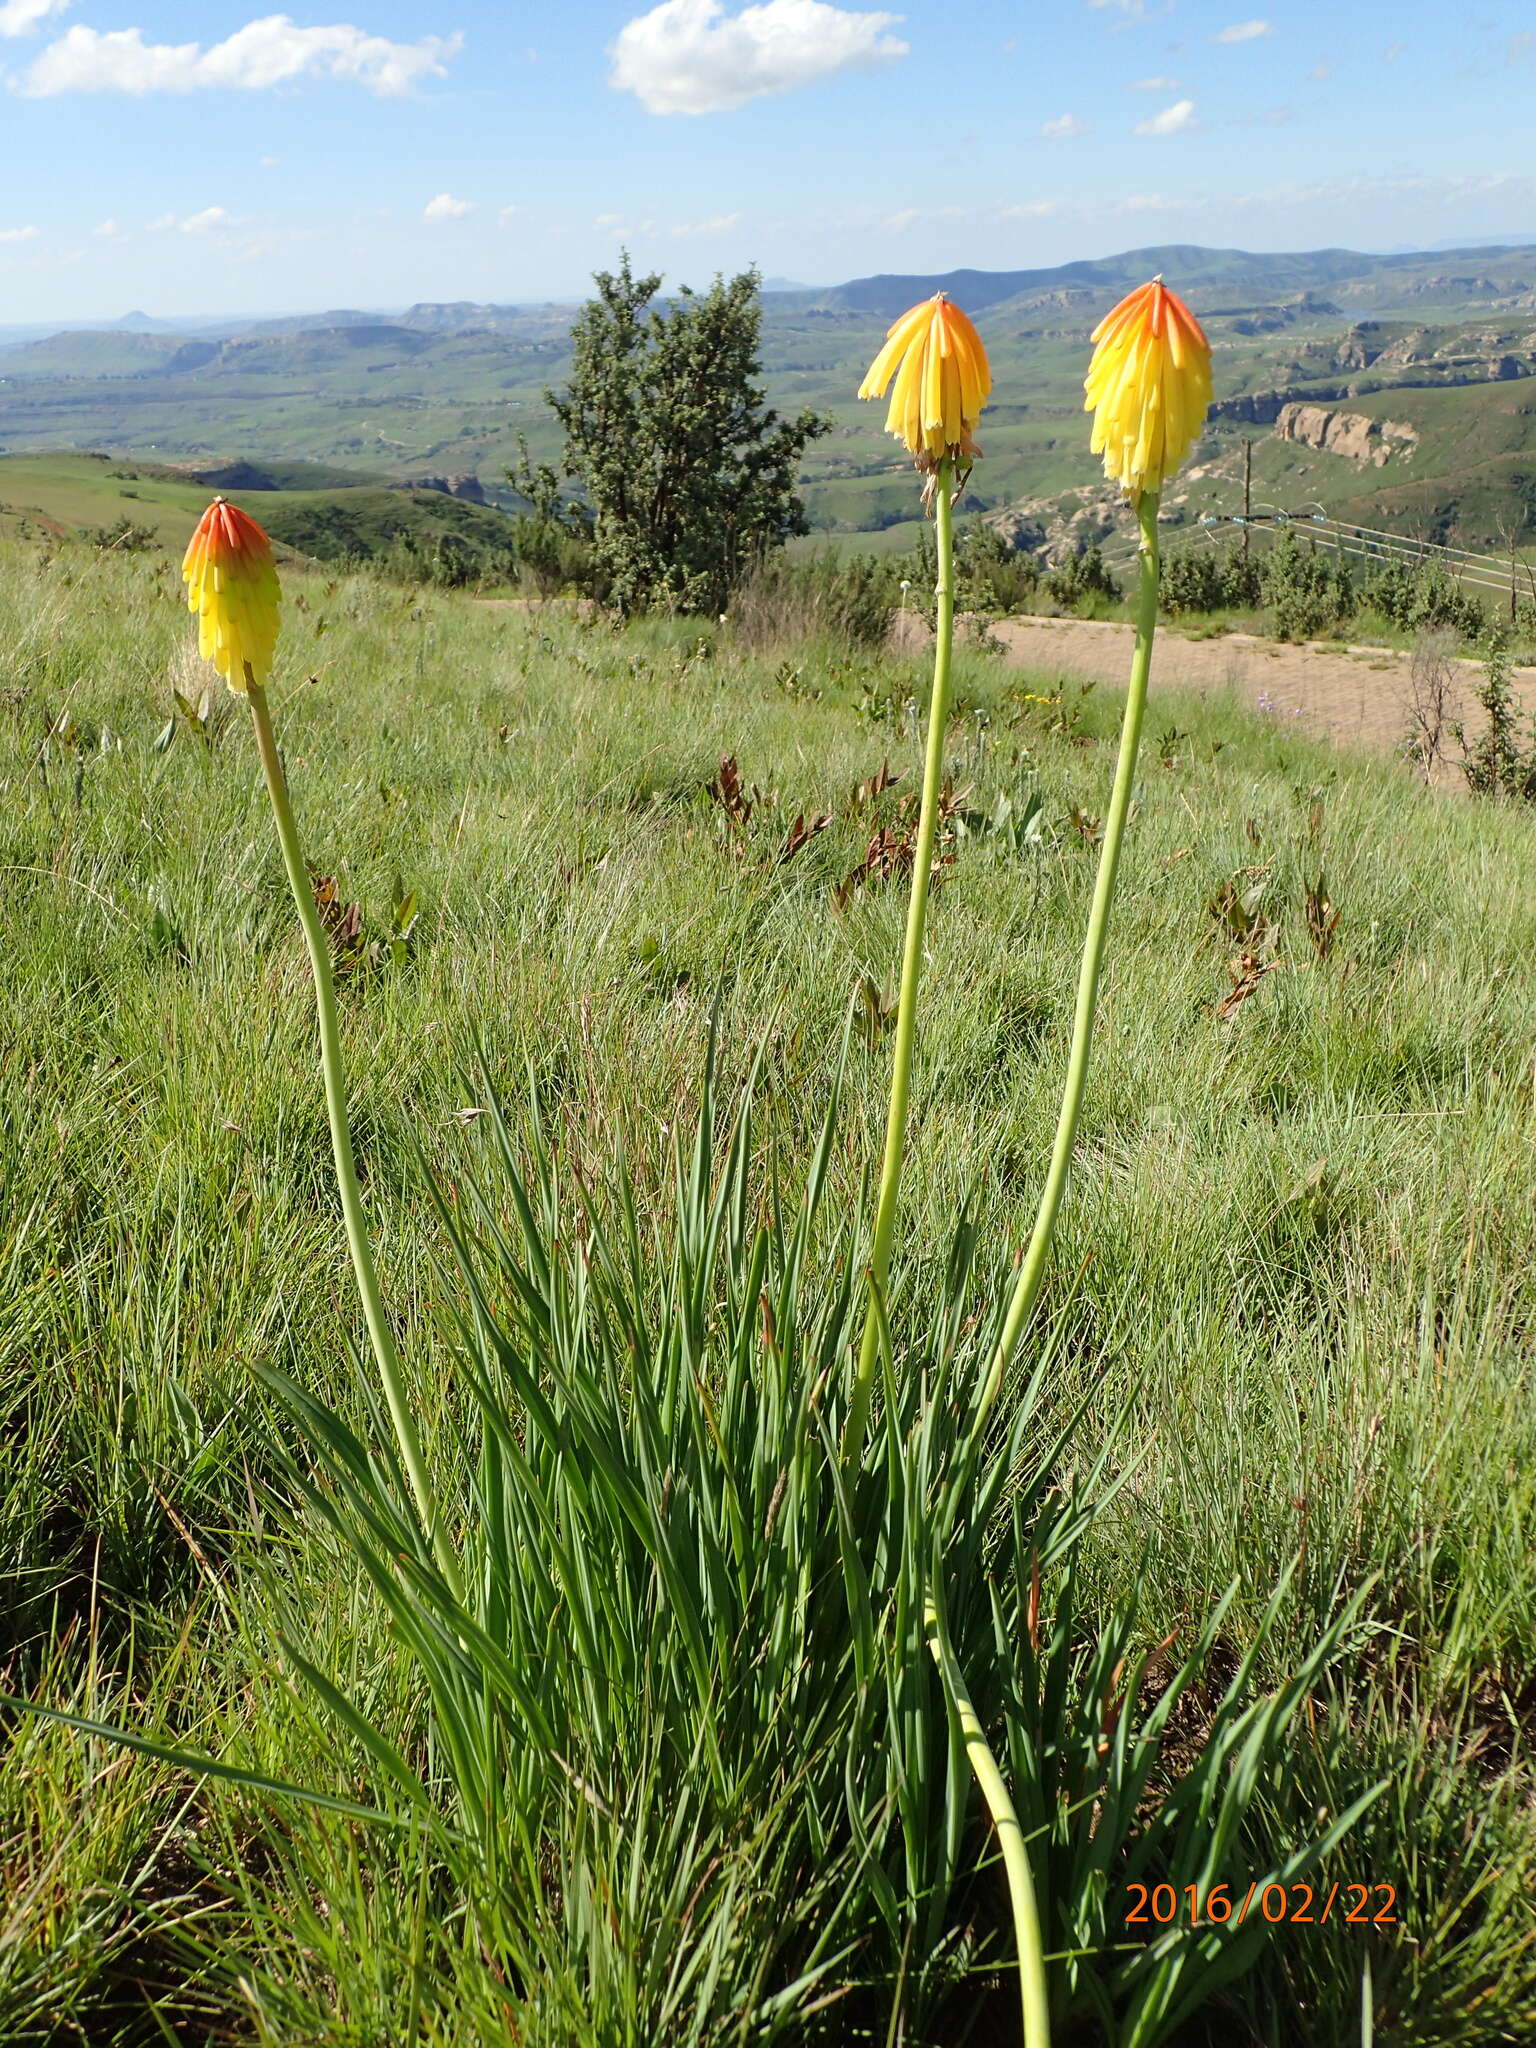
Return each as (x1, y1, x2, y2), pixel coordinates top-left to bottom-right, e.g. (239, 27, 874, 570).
(859, 294, 991, 478)
(1084, 278, 1212, 500)
(181, 498, 281, 692)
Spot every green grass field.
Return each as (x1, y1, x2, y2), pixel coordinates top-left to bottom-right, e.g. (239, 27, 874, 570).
(2, 534, 1535, 2044)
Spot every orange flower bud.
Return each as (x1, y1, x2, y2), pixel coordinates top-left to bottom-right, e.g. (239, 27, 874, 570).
(181, 498, 281, 691)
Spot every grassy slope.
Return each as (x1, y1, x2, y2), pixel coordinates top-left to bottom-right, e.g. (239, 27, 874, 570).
(0, 539, 1534, 2041)
(0, 450, 523, 572)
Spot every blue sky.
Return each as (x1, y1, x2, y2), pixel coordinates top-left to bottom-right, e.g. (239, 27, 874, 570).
(0, 0, 1530, 321)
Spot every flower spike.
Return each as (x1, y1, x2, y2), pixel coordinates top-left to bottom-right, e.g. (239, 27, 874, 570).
(1084, 277, 1212, 500)
(181, 498, 281, 692)
(859, 293, 991, 486)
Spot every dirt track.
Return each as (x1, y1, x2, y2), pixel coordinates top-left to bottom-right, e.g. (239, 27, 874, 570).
(485, 596, 1536, 777)
(966, 614, 1536, 774)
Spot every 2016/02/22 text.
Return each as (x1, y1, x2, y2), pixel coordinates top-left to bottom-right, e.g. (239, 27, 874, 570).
(1124, 1882, 1396, 1927)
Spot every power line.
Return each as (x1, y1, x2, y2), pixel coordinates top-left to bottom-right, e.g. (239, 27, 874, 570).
(1188, 505, 1535, 608)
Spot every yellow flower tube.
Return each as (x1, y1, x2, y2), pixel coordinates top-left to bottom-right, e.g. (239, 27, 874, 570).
(1084, 276, 1212, 500)
(859, 291, 991, 479)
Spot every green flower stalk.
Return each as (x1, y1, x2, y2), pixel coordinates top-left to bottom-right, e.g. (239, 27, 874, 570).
(181, 500, 463, 1601)
(981, 276, 1213, 1419)
(846, 294, 991, 1451)
(926, 1578, 1051, 2048)
(944, 279, 1213, 2037)
(979, 488, 1159, 1419)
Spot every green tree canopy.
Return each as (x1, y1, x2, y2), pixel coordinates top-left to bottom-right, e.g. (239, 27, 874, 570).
(544, 254, 830, 615)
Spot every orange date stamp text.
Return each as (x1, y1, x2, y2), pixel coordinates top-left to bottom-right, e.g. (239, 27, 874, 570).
(1124, 1881, 1396, 1927)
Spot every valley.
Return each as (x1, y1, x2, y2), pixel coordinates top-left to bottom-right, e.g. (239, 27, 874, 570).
(3, 239, 1536, 572)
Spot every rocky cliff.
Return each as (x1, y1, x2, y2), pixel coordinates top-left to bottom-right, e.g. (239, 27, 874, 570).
(1273, 405, 1418, 468)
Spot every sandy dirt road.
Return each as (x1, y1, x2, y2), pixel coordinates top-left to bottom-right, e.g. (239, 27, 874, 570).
(965, 614, 1536, 774)
(485, 596, 1535, 777)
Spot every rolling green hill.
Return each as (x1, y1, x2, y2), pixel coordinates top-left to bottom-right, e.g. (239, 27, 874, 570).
(0, 451, 524, 577)
(2, 242, 1536, 562)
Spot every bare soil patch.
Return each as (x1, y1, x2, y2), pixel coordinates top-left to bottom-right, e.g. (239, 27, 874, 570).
(961, 614, 1536, 779)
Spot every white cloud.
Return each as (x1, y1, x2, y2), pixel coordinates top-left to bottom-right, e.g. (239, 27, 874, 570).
(18, 14, 460, 97)
(91, 216, 121, 236)
(423, 191, 474, 220)
(497, 203, 522, 225)
(609, 0, 907, 116)
(1132, 73, 1178, 88)
(1212, 17, 1271, 41)
(998, 199, 1056, 218)
(1121, 191, 1170, 211)
(670, 210, 741, 234)
(1041, 113, 1085, 138)
(0, 0, 67, 37)
(145, 207, 234, 232)
(1135, 96, 1198, 133)
(0, 224, 39, 241)
(593, 211, 660, 237)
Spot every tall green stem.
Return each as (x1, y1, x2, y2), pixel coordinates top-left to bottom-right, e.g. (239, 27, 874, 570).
(844, 460, 957, 1454)
(246, 678, 464, 1601)
(980, 490, 1161, 1421)
(925, 1585, 1051, 2048)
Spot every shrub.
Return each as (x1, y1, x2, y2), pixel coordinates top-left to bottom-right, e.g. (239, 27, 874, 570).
(1159, 546, 1223, 615)
(1362, 559, 1486, 640)
(507, 513, 609, 603)
(1458, 632, 1536, 799)
(380, 528, 520, 591)
(1045, 543, 1121, 612)
(81, 516, 158, 554)
(954, 518, 1040, 615)
(1259, 532, 1355, 641)
(1160, 541, 1260, 615)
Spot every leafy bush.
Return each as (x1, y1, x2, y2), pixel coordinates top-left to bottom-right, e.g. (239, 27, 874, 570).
(507, 512, 609, 603)
(380, 527, 520, 591)
(1045, 543, 1122, 612)
(81, 516, 159, 554)
(1259, 532, 1355, 641)
(954, 518, 1040, 614)
(1160, 541, 1261, 615)
(1362, 559, 1485, 640)
(1458, 633, 1536, 799)
(886, 520, 1040, 627)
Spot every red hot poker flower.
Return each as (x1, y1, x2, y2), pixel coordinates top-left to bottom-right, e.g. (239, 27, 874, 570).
(181, 498, 281, 691)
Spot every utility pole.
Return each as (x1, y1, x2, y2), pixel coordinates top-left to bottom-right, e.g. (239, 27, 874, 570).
(1242, 439, 1253, 571)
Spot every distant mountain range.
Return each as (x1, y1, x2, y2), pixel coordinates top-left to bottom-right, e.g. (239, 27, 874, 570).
(5, 236, 1536, 352)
